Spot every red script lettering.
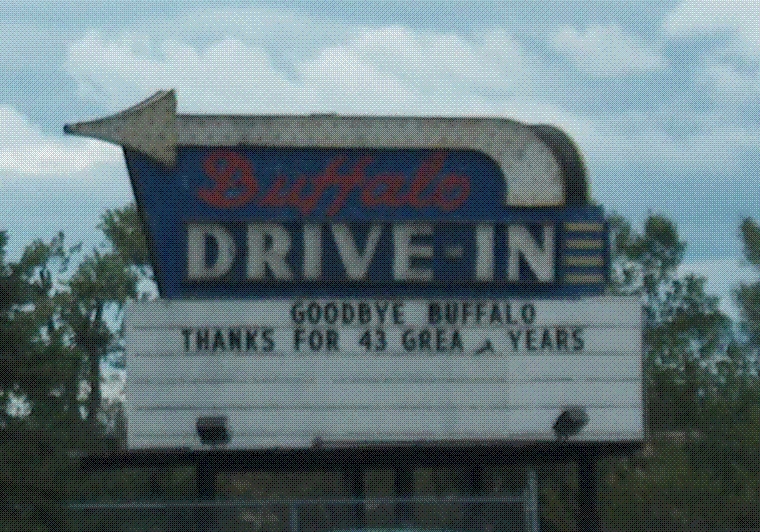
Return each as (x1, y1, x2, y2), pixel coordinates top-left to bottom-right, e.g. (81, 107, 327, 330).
(196, 150, 470, 214)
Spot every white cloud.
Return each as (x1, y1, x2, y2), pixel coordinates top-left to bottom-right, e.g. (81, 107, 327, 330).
(298, 26, 533, 114)
(0, 106, 121, 176)
(574, 109, 760, 174)
(165, 7, 359, 58)
(664, 1, 760, 100)
(664, 0, 760, 57)
(60, 17, 758, 180)
(348, 27, 529, 89)
(700, 57, 760, 99)
(551, 25, 667, 76)
(64, 26, 533, 116)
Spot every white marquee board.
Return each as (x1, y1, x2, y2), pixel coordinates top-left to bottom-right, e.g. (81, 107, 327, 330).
(124, 296, 642, 449)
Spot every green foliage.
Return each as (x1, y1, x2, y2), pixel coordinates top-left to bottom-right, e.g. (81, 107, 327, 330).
(610, 212, 732, 433)
(58, 205, 146, 429)
(602, 347, 760, 531)
(611, 213, 686, 299)
(68, 250, 138, 308)
(0, 209, 153, 530)
(738, 282, 760, 345)
(0, 232, 87, 532)
(737, 217, 760, 347)
(98, 203, 151, 276)
(593, 212, 760, 530)
(538, 463, 576, 532)
(0, 232, 81, 424)
(740, 217, 760, 269)
(6, 205, 760, 531)
(602, 438, 716, 531)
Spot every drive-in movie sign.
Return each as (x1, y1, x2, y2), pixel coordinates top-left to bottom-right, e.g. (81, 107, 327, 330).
(66, 90, 642, 451)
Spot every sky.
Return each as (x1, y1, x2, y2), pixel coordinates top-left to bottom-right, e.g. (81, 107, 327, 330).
(0, 0, 759, 321)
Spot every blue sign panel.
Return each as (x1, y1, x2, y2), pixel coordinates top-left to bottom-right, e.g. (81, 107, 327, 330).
(125, 147, 609, 299)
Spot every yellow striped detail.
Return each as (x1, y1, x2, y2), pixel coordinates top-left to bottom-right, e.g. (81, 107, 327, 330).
(563, 256, 604, 267)
(565, 273, 605, 284)
(565, 239, 604, 250)
(564, 222, 604, 232)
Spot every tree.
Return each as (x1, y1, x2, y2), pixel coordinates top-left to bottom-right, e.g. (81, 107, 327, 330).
(609, 212, 732, 433)
(0, 231, 85, 532)
(0, 231, 82, 427)
(98, 203, 152, 278)
(737, 217, 760, 349)
(62, 250, 138, 435)
(0, 210, 162, 531)
(596, 213, 760, 531)
(59, 204, 150, 437)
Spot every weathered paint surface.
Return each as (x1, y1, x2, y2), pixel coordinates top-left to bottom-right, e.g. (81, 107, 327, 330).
(124, 147, 608, 299)
(65, 90, 608, 299)
(65, 90, 566, 206)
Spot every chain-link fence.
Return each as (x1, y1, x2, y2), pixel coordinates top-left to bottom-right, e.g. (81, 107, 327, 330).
(67, 493, 536, 532)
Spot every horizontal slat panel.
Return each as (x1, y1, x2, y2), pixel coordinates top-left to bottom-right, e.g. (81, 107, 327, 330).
(128, 380, 640, 409)
(506, 407, 643, 439)
(128, 354, 640, 383)
(125, 297, 642, 448)
(127, 408, 453, 439)
(125, 406, 643, 449)
(129, 381, 447, 408)
(507, 380, 641, 408)
(128, 434, 314, 449)
(564, 222, 604, 232)
(126, 298, 641, 329)
(507, 355, 640, 381)
(128, 326, 640, 355)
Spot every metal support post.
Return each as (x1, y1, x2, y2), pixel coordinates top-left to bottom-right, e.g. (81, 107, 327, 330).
(289, 502, 299, 532)
(346, 467, 365, 529)
(464, 465, 484, 530)
(394, 466, 414, 527)
(577, 453, 598, 532)
(196, 454, 217, 532)
(523, 469, 540, 532)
